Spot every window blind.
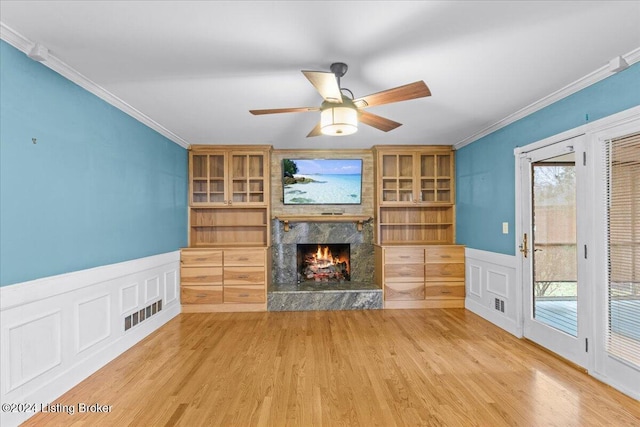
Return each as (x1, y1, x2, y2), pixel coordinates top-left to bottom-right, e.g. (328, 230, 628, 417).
(606, 132, 640, 368)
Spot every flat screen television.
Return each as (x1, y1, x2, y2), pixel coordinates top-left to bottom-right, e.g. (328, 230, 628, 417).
(282, 158, 363, 205)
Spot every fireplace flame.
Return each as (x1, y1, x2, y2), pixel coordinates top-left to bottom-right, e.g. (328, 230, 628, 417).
(301, 245, 350, 282)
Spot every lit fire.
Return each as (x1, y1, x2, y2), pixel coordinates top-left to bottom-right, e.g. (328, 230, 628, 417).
(301, 245, 350, 282)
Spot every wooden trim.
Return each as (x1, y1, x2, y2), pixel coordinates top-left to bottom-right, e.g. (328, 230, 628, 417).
(190, 144, 273, 152)
(384, 299, 465, 309)
(274, 215, 372, 232)
(273, 149, 372, 155)
(181, 303, 266, 313)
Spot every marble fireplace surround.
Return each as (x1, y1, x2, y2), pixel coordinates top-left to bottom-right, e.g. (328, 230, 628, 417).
(269, 218, 382, 311)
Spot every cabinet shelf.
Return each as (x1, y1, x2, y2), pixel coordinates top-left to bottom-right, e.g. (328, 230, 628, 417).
(380, 222, 453, 226)
(381, 240, 453, 245)
(191, 224, 267, 228)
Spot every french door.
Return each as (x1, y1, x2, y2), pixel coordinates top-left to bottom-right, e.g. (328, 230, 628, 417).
(519, 135, 589, 367)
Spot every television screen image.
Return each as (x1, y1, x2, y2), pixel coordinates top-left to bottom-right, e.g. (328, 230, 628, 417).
(283, 159, 363, 205)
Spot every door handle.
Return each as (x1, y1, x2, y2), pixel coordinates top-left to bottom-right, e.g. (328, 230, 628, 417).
(519, 233, 529, 258)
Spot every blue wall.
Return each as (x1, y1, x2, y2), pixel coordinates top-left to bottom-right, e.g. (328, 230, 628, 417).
(456, 62, 640, 255)
(0, 41, 188, 286)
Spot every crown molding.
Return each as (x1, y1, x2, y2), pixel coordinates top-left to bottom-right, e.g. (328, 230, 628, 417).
(0, 22, 190, 149)
(454, 47, 640, 150)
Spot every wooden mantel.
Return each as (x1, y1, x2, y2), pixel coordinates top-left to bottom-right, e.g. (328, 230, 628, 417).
(273, 215, 373, 232)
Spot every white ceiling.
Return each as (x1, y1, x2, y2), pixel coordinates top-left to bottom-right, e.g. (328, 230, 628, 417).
(1, 1, 639, 150)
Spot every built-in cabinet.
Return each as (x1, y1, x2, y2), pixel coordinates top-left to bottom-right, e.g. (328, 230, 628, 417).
(375, 245, 465, 308)
(182, 145, 272, 312)
(373, 145, 464, 308)
(181, 247, 270, 312)
(188, 145, 271, 247)
(373, 145, 455, 245)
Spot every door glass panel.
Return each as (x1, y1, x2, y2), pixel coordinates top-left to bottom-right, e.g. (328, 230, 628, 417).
(606, 133, 640, 367)
(532, 153, 577, 336)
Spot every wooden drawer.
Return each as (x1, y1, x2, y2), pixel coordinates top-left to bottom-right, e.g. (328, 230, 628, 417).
(181, 285, 223, 304)
(385, 282, 425, 301)
(224, 266, 265, 285)
(384, 263, 424, 282)
(224, 249, 265, 266)
(425, 263, 465, 281)
(424, 246, 464, 263)
(181, 266, 223, 285)
(425, 282, 465, 299)
(181, 249, 223, 266)
(224, 285, 265, 303)
(384, 247, 424, 264)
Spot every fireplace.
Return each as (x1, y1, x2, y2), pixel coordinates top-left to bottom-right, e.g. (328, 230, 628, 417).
(297, 244, 350, 283)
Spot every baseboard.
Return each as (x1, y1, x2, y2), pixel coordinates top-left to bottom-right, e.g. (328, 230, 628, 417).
(0, 251, 181, 427)
(465, 298, 522, 337)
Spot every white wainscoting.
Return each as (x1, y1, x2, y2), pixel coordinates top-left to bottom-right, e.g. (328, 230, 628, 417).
(0, 251, 181, 427)
(464, 248, 521, 337)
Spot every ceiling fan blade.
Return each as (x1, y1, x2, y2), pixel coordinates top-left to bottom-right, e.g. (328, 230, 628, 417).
(249, 106, 318, 115)
(307, 122, 322, 137)
(359, 111, 402, 132)
(353, 81, 431, 108)
(302, 70, 343, 103)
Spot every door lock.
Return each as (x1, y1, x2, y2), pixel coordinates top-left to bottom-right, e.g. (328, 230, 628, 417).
(519, 233, 529, 258)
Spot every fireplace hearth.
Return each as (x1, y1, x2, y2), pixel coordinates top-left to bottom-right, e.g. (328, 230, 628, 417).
(297, 244, 350, 283)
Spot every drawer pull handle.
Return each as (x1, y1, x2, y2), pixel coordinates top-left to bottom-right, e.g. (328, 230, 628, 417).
(441, 255, 451, 258)
(399, 256, 410, 259)
(237, 275, 249, 279)
(441, 291, 452, 294)
(238, 257, 249, 261)
(239, 293, 250, 297)
(196, 294, 207, 297)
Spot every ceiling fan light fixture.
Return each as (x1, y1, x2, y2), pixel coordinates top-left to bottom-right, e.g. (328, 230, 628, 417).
(320, 101, 358, 136)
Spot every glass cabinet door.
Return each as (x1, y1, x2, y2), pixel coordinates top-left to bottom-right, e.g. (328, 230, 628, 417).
(380, 154, 415, 203)
(230, 153, 265, 204)
(419, 154, 436, 202)
(419, 153, 452, 203)
(208, 154, 226, 204)
(190, 153, 226, 205)
(435, 154, 452, 203)
(191, 154, 209, 204)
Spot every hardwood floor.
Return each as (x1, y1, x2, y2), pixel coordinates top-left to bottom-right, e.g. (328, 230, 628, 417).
(22, 309, 640, 426)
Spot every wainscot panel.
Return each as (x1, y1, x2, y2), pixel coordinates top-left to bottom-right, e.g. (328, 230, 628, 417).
(464, 248, 520, 337)
(0, 251, 181, 427)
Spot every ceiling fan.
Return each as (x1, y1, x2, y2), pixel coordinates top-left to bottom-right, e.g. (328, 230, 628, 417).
(249, 62, 431, 137)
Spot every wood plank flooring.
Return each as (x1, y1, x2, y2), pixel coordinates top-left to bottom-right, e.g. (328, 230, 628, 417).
(22, 309, 640, 426)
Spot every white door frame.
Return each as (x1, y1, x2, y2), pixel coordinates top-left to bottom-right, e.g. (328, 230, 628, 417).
(513, 105, 640, 398)
(517, 135, 590, 367)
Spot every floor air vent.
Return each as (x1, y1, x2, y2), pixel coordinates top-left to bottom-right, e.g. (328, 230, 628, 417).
(494, 298, 505, 313)
(124, 299, 163, 331)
